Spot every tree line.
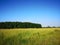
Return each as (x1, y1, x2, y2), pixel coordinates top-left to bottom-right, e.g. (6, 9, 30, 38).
(0, 22, 42, 29)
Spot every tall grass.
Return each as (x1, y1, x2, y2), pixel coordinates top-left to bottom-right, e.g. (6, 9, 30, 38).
(0, 28, 60, 45)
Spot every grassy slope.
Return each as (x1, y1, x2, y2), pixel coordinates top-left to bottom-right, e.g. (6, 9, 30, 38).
(0, 28, 60, 45)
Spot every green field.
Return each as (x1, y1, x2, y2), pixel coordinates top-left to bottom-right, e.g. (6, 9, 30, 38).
(0, 28, 60, 45)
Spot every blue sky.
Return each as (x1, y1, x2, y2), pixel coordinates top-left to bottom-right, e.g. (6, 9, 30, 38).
(0, 0, 60, 27)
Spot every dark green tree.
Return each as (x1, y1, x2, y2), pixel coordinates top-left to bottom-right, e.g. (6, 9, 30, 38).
(0, 22, 42, 29)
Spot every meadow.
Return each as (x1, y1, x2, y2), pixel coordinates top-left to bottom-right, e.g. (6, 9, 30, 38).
(0, 28, 60, 45)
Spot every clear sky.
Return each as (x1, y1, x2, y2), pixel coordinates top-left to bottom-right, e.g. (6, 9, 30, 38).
(0, 0, 60, 27)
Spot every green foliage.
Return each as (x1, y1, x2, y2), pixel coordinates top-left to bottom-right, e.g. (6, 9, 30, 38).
(0, 22, 42, 29)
